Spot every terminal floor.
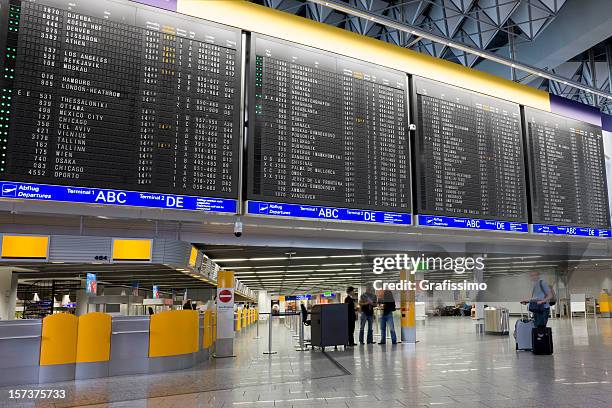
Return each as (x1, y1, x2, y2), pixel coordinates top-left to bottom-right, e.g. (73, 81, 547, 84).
(0, 316, 610, 408)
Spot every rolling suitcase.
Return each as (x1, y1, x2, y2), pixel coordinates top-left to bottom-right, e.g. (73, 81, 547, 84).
(514, 304, 534, 351)
(532, 327, 553, 355)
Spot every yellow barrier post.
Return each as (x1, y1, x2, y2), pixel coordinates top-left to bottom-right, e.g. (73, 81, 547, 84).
(236, 309, 241, 332)
(242, 308, 247, 328)
(400, 269, 416, 343)
(600, 291, 610, 318)
(203, 310, 212, 349)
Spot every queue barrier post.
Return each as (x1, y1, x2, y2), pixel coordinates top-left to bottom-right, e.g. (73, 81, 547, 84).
(295, 317, 307, 352)
(263, 313, 277, 355)
(254, 312, 260, 339)
(292, 314, 300, 338)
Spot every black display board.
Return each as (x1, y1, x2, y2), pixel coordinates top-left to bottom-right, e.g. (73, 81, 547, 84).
(247, 35, 411, 213)
(0, 0, 241, 198)
(414, 77, 527, 222)
(524, 107, 610, 228)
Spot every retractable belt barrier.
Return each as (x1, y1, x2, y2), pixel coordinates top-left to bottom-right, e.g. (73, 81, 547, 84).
(259, 312, 300, 355)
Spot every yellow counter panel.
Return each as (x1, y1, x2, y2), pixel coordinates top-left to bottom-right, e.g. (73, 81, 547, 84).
(149, 310, 199, 358)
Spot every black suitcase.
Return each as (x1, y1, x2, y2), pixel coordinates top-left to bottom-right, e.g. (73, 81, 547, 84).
(532, 327, 553, 355)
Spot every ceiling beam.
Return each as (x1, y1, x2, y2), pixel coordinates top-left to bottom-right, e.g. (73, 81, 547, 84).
(307, 0, 611, 100)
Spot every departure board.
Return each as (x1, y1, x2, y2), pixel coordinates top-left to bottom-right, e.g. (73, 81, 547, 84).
(525, 107, 610, 229)
(0, 0, 241, 200)
(415, 77, 527, 222)
(247, 35, 411, 214)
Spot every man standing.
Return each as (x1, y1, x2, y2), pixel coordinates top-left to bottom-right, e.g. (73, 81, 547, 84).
(522, 271, 554, 327)
(359, 285, 376, 344)
(379, 289, 397, 344)
(344, 286, 357, 346)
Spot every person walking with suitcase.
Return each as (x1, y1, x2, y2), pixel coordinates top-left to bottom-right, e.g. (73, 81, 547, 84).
(522, 271, 555, 354)
(522, 271, 554, 327)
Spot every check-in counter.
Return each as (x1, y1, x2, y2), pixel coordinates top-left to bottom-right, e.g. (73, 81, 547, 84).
(0, 319, 42, 386)
(0, 309, 223, 386)
(109, 316, 150, 376)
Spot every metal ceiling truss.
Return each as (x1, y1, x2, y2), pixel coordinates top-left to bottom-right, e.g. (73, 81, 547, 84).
(536, 42, 612, 114)
(252, 0, 612, 109)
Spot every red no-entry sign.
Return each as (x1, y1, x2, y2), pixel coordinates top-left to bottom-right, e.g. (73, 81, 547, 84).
(218, 289, 233, 303)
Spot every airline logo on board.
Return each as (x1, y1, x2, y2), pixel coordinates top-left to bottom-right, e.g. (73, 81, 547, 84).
(1, 184, 17, 197)
(258, 203, 269, 213)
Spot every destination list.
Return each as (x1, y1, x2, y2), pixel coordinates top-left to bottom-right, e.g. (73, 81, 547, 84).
(526, 108, 610, 229)
(0, 0, 241, 198)
(248, 36, 411, 213)
(415, 78, 527, 222)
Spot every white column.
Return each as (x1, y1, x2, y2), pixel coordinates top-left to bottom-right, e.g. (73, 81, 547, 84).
(0, 267, 18, 320)
(257, 290, 270, 319)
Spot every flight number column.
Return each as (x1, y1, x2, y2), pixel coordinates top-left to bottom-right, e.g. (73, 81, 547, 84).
(7, 2, 61, 178)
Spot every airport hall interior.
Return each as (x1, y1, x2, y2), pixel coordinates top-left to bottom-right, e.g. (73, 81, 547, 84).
(0, 0, 611, 407)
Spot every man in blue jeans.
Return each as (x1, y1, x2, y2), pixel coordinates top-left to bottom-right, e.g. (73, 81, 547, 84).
(359, 285, 376, 344)
(522, 271, 554, 327)
(378, 289, 397, 344)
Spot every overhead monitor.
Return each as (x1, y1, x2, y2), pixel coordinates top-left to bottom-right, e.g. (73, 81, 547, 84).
(246, 34, 412, 225)
(524, 107, 610, 237)
(413, 77, 528, 232)
(0, 0, 241, 213)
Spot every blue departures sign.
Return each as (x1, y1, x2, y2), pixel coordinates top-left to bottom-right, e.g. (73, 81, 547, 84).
(247, 201, 412, 225)
(417, 215, 528, 232)
(0, 181, 238, 213)
(532, 224, 611, 238)
(285, 295, 311, 301)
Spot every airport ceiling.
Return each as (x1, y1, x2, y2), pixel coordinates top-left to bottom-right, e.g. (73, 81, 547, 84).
(5, 249, 611, 297)
(10, 264, 219, 297)
(254, 0, 612, 114)
(198, 244, 612, 295)
(255, 0, 568, 63)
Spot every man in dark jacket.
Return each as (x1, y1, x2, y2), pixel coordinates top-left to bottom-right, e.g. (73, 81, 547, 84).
(344, 286, 357, 346)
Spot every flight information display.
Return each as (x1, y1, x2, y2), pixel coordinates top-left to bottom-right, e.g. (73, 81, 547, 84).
(525, 107, 610, 230)
(414, 77, 528, 228)
(247, 35, 411, 221)
(0, 0, 241, 210)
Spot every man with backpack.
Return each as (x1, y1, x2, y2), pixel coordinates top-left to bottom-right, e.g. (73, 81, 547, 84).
(522, 271, 555, 327)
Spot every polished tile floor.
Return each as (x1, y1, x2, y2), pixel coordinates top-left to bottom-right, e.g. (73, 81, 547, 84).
(0, 315, 610, 408)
